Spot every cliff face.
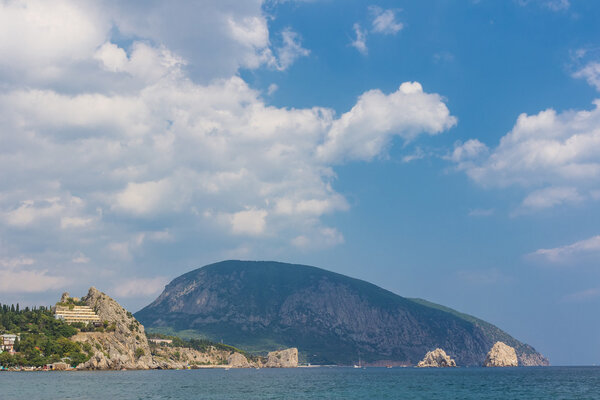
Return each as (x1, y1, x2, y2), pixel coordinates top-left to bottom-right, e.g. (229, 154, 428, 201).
(136, 260, 549, 366)
(73, 287, 156, 370)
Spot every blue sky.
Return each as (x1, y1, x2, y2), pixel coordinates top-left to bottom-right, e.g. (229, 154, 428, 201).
(1, 0, 599, 365)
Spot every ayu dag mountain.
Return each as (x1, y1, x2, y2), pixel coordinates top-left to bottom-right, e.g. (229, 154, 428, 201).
(135, 260, 549, 366)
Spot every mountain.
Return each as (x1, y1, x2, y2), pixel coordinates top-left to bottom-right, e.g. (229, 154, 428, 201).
(135, 260, 548, 366)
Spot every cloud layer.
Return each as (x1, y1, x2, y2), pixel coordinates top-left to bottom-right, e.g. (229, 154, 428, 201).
(0, 0, 456, 294)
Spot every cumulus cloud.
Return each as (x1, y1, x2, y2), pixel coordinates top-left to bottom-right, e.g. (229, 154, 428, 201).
(450, 100, 600, 211)
(0, 0, 109, 83)
(531, 235, 600, 263)
(318, 82, 457, 162)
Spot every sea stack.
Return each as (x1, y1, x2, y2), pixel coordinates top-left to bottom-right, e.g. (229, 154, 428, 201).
(417, 348, 457, 367)
(484, 341, 518, 367)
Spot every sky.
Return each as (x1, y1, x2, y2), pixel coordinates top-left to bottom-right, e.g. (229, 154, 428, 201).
(0, 0, 599, 365)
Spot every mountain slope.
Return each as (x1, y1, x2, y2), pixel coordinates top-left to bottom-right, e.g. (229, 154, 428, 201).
(135, 260, 548, 366)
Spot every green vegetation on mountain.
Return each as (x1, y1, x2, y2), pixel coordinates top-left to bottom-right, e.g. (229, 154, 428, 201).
(0, 304, 92, 367)
(135, 260, 549, 366)
(146, 332, 248, 356)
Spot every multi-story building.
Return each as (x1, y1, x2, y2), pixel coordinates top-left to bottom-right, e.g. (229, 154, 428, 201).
(0, 334, 19, 353)
(54, 305, 101, 325)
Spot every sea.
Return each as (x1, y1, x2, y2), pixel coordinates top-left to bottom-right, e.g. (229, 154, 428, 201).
(1, 366, 599, 399)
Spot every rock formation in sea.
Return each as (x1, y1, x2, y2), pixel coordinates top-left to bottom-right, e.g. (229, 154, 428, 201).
(265, 348, 299, 368)
(135, 260, 549, 366)
(417, 348, 457, 367)
(484, 341, 518, 367)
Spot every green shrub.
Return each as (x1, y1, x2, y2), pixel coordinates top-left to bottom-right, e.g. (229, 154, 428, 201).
(135, 348, 145, 358)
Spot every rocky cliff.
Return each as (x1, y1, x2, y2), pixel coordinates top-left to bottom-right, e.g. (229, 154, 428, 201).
(136, 260, 549, 366)
(417, 348, 456, 367)
(69, 287, 296, 370)
(484, 341, 519, 367)
(73, 287, 156, 370)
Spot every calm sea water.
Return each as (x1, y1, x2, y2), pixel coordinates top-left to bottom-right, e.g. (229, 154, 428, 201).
(1, 367, 599, 399)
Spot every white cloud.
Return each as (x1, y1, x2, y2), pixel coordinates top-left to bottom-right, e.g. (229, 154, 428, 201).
(112, 276, 169, 298)
(0, 0, 109, 83)
(520, 186, 582, 211)
(0, 0, 457, 296)
(531, 235, 600, 263)
(318, 82, 457, 162)
(0, 255, 68, 293)
(292, 227, 344, 249)
(544, 0, 570, 11)
(113, 179, 176, 216)
(273, 29, 310, 70)
(573, 61, 600, 91)
(351, 23, 368, 55)
(370, 7, 403, 35)
(0, 256, 35, 269)
(449, 139, 488, 163)
(0, 269, 68, 293)
(72, 253, 90, 264)
(94, 41, 186, 83)
(267, 83, 279, 95)
(451, 100, 600, 211)
(516, 0, 570, 11)
(401, 147, 426, 163)
(229, 208, 268, 235)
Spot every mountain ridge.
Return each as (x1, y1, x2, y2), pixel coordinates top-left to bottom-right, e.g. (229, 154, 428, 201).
(135, 260, 549, 366)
